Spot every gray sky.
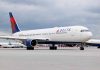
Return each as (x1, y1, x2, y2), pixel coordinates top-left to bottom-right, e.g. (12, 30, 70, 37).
(0, 0, 100, 38)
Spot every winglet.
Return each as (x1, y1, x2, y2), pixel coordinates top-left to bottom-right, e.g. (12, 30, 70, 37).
(9, 12, 20, 33)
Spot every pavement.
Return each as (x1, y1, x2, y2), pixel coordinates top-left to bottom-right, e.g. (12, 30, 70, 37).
(0, 47, 100, 70)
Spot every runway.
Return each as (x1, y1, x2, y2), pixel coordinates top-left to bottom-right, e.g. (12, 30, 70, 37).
(0, 47, 100, 70)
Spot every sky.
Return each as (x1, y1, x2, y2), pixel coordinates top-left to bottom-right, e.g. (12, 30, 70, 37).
(0, 0, 100, 38)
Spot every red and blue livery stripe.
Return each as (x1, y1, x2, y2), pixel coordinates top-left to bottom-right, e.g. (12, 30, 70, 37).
(9, 12, 20, 33)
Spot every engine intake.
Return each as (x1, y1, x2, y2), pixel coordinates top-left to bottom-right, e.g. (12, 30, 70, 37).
(24, 40, 37, 47)
(31, 40, 37, 46)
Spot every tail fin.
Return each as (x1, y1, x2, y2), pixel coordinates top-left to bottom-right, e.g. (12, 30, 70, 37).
(9, 12, 20, 33)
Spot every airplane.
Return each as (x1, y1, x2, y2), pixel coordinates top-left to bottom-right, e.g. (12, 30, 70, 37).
(0, 12, 93, 50)
(86, 39, 100, 48)
(0, 41, 25, 48)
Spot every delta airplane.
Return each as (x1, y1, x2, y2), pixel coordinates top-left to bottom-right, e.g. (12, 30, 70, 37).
(0, 12, 93, 50)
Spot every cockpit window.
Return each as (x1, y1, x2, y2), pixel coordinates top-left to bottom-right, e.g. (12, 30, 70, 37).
(80, 30, 89, 32)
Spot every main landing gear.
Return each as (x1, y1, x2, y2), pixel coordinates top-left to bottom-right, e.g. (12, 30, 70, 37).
(97, 46, 100, 48)
(49, 44, 57, 50)
(27, 46, 34, 50)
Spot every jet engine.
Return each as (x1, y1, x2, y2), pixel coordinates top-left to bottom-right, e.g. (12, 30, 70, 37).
(24, 39, 37, 47)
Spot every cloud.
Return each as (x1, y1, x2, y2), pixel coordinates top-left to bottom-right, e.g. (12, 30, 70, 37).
(0, 31, 10, 35)
(0, 0, 100, 38)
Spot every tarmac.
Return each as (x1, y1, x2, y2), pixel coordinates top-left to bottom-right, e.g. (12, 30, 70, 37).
(0, 47, 100, 70)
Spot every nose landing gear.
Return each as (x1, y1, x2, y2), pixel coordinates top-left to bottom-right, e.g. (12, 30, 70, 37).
(80, 47, 84, 50)
(80, 43, 84, 50)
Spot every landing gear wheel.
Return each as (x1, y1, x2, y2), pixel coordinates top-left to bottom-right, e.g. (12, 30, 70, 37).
(80, 47, 84, 50)
(27, 47, 34, 50)
(49, 46, 57, 50)
(97, 46, 100, 48)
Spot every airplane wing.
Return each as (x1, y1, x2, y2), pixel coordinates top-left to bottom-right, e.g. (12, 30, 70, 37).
(0, 35, 81, 44)
(0, 35, 50, 41)
(0, 35, 25, 40)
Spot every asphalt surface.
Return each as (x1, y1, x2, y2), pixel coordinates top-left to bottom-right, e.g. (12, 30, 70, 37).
(0, 47, 100, 70)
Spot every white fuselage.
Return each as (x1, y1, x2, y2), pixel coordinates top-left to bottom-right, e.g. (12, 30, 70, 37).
(12, 26, 92, 42)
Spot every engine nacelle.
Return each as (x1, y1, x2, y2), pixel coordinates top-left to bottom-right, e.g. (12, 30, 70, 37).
(24, 40, 37, 47)
(31, 40, 37, 46)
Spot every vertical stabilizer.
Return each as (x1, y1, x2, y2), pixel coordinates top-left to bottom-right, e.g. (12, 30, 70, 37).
(9, 12, 20, 33)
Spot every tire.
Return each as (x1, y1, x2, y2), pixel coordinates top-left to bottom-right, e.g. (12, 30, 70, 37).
(80, 47, 84, 50)
(49, 46, 57, 50)
(97, 46, 100, 48)
(27, 47, 34, 50)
